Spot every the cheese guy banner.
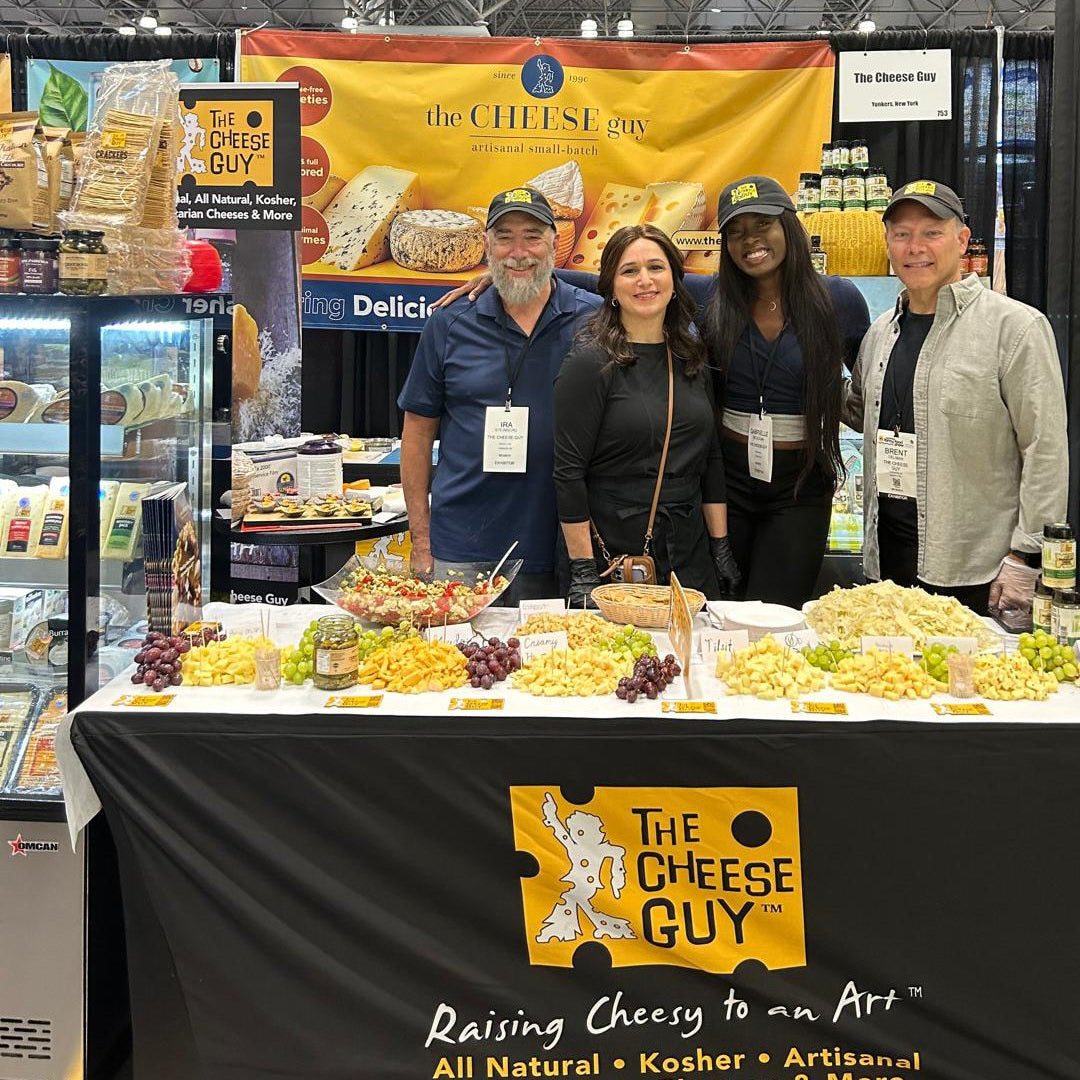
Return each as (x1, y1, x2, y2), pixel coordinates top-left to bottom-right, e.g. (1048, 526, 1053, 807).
(240, 32, 834, 331)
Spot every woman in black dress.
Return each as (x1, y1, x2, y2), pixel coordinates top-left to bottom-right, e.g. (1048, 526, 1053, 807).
(553, 224, 741, 606)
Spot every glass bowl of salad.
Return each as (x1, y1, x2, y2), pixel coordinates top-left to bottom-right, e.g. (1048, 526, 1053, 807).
(314, 554, 523, 626)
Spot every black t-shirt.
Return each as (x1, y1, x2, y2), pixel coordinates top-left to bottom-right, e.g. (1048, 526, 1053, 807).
(877, 308, 934, 547)
(553, 341, 725, 523)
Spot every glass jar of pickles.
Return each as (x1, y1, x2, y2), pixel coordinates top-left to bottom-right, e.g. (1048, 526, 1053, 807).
(59, 230, 109, 296)
(312, 615, 360, 690)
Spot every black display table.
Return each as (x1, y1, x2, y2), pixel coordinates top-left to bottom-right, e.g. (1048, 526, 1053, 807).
(68, 708, 1080, 1080)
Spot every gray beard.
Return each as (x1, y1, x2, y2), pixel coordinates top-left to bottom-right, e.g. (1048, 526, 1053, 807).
(491, 249, 556, 306)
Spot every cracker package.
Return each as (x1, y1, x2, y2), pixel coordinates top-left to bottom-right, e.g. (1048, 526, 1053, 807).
(139, 117, 178, 229)
(0, 112, 41, 231)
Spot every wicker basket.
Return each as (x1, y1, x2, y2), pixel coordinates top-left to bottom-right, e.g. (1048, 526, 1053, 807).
(592, 583, 706, 628)
(798, 209, 889, 277)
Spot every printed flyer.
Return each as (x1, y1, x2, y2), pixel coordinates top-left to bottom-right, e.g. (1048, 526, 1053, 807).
(240, 33, 834, 330)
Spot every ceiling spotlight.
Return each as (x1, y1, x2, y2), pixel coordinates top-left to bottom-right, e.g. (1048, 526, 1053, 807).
(138, 12, 158, 27)
(857, 17, 876, 30)
(616, 15, 633, 35)
(341, 14, 358, 27)
(154, 23, 172, 33)
(709, 5, 722, 10)
(117, 23, 137, 33)
(580, 15, 598, 35)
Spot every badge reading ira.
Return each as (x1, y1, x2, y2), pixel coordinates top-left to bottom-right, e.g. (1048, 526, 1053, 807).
(510, 787, 804, 973)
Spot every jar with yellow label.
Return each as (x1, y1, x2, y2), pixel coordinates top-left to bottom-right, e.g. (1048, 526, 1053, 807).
(312, 615, 360, 690)
(59, 230, 109, 296)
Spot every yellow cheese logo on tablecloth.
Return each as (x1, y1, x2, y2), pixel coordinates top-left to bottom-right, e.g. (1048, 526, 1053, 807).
(511, 787, 804, 973)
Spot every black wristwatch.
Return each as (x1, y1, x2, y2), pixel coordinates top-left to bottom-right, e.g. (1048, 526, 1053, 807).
(1008, 549, 1042, 569)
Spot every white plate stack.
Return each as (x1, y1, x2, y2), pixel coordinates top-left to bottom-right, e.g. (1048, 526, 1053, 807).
(706, 600, 807, 641)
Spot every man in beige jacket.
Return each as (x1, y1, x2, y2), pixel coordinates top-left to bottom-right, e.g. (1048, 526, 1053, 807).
(844, 180, 1068, 616)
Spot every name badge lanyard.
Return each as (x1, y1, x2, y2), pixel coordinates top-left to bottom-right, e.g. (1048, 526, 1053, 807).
(497, 293, 550, 410)
(747, 322, 788, 419)
(882, 353, 914, 438)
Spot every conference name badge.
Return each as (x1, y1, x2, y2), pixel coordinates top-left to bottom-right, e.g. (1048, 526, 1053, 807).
(876, 429, 917, 499)
(748, 414, 773, 483)
(483, 406, 529, 473)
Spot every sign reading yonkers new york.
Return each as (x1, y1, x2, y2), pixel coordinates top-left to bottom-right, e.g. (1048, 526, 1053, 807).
(240, 33, 835, 331)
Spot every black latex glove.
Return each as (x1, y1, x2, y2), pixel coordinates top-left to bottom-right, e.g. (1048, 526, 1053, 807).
(709, 536, 743, 599)
(567, 557, 602, 609)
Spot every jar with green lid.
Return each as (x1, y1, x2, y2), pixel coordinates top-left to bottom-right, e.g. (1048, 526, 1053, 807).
(850, 139, 869, 167)
(1042, 522, 1076, 590)
(834, 140, 851, 167)
(820, 167, 843, 212)
(312, 615, 360, 690)
(1032, 578, 1054, 636)
(59, 230, 109, 296)
(801, 173, 821, 213)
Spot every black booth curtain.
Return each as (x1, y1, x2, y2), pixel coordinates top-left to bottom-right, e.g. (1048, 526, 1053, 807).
(0, 33, 235, 102)
(831, 29, 1000, 263)
(1002, 32, 1053, 311)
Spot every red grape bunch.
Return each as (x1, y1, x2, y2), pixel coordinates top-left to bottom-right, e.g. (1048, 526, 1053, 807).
(131, 631, 191, 692)
(458, 636, 522, 690)
(616, 654, 682, 703)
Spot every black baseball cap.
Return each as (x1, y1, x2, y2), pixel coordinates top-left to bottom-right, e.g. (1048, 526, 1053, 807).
(883, 180, 965, 223)
(715, 176, 796, 231)
(486, 188, 556, 230)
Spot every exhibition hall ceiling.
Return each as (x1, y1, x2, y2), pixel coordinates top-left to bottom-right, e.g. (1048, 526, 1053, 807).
(0, 0, 1052, 48)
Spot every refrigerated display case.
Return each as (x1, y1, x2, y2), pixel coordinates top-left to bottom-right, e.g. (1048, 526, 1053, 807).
(0, 294, 218, 1080)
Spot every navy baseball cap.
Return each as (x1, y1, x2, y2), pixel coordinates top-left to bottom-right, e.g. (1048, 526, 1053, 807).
(486, 188, 556, 230)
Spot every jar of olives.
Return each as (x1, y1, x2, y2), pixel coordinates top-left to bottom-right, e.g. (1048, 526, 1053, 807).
(59, 229, 109, 296)
(312, 615, 360, 690)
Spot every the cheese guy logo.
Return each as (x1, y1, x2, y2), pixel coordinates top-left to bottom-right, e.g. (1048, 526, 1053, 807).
(511, 787, 804, 973)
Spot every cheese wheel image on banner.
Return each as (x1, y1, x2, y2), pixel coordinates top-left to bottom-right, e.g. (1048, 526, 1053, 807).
(568, 184, 657, 273)
(524, 160, 584, 220)
(389, 209, 485, 273)
(643, 181, 707, 237)
(322, 165, 421, 271)
(232, 303, 262, 403)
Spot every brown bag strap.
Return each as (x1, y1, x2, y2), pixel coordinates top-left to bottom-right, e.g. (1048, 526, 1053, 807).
(642, 345, 675, 557)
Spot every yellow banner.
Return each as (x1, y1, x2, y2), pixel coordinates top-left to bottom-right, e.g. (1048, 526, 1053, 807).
(241, 33, 834, 295)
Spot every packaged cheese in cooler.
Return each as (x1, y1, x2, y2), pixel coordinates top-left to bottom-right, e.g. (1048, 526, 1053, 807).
(99, 481, 120, 548)
(35, 477, 70, 559)
(2, 486, 47, 557)
(0, 687, 36, 789)
(102, 481, 149, 560)
(0, 380, 46, 422)
(322, 165, 421, 271)
(9, 686, 67, 795)
(389, 210, 484, 273)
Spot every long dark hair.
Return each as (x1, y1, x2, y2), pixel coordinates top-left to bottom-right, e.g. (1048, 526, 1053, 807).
(703, 208, 844, 485)
(576, 223, 706, 377)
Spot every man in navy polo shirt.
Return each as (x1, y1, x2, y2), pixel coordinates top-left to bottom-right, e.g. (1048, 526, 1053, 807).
(398, 188, 600, 603)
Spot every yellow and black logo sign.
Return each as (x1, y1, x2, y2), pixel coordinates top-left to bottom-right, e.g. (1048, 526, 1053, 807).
(511, 786, 804, 973)
(178, 99, 275, 187)
(904, 180, 937, 196)
(503, 188, 535, 205)
(730, 182, 759, 204)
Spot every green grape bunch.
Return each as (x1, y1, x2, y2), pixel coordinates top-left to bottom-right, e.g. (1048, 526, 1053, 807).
(802, 640, 853, 673)
(920, 643, 958, 684)
(1018, 631, 1078, 683)
(596, 625, 657, 662)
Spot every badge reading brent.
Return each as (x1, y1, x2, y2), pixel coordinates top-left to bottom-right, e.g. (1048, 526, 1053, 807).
(511, 787, 804, 973)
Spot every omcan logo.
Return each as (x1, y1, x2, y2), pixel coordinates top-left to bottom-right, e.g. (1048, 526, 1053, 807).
(8, 834, 60, 856)
(511, 787, 805, 973)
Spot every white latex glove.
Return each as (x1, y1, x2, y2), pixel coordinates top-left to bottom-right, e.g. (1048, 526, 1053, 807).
(988, 556, 1041, 611)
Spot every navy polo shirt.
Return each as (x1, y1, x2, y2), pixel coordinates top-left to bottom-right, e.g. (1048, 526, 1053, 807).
(398, 278, 600, 573)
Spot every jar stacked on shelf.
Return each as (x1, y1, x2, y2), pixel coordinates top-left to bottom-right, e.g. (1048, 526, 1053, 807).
(0, 229, 109, 296)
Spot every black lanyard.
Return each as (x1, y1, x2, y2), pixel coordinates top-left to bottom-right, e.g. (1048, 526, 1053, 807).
(746, 321, 788, 417)
(882, 352, 912, 436)
(496, 288, 551, 410)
